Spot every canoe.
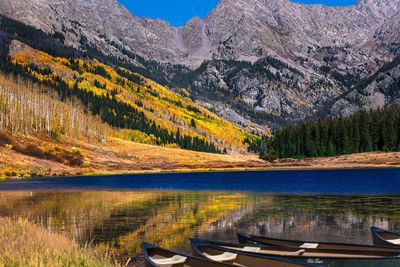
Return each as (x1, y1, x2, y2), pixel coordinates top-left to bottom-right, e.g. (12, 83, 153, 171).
(371, 227, 400, 247)
(238, 233, 400, 253)
(142, 242, 234, 267)
(191, 239, 321, 267)
(191, 238, 400, 267)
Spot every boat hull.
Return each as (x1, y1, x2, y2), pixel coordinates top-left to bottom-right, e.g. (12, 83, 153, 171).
(142, 242, 234, 267)
(371, 227, 400, 248)
(191, 239, 318, 267)
(192, 239, 400, 267)
(288, 257, 400, 267)
(238, 233, 400, 253)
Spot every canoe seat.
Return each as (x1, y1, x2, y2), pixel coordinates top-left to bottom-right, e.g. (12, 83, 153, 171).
(242, 246, 261, 253)
(387, 238, 400, 245)
(300, 243, 319, 249)
(150, 255, 187, 266)
(286, 249, 306, 256)
(204, 252, 237, 262)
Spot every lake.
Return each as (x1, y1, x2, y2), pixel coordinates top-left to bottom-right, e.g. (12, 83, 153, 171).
(0, 169, 399, 262)
(1, 168, 400, 193)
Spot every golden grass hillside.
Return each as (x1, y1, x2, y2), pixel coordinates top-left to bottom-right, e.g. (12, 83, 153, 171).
(0, 217, 117, 267)
(9, 40, 258, 151)
(0, 132, 265, 179)
(0, 70, 265, 179)
(0, 129, 398, 179)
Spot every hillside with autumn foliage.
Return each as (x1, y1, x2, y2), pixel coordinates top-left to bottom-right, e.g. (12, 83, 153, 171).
(0, 69, 267, 178)
(0, 37, 268, 178)
(6, 40, 260, 152)
(0, 15, 271, 178)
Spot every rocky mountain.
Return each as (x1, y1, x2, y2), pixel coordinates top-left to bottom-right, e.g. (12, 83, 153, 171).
(1, 0, 400, 129)
(330, 56, 400, 114)
(1, 0, 398, 65)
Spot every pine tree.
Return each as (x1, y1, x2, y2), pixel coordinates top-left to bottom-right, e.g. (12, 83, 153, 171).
(190, 118, 196, 128)
(270, 106, 400, 159)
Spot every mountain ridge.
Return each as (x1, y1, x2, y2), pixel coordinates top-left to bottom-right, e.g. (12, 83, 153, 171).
(2, 0, 399, 66)
(1, 0, 400, 130)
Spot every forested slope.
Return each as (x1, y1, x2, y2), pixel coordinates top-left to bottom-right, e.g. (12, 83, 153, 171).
(270, 107, 400, 159)
(0, 69, 264, 179)
(1, 40, 258, 154)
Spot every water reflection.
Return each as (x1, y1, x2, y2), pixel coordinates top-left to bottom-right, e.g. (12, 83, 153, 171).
(0, 191, 400, 260)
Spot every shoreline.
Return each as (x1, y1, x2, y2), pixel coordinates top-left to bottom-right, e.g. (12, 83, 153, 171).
(47, 164, 400, 177)
(1, 133, 399, 180)
(1, 161, 399, 181)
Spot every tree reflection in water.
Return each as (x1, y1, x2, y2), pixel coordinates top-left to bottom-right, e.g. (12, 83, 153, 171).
(0, 191, 399, 259)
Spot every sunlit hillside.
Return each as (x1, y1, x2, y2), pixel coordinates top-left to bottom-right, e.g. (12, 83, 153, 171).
(0, 69, 265, 179)
(8, 40, 257, 153)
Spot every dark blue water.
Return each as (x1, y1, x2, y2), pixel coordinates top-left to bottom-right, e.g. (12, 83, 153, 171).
(0, 168, 399, 194)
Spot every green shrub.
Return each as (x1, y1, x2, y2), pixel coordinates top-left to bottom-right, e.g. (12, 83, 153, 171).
(260, 150, 279, 162)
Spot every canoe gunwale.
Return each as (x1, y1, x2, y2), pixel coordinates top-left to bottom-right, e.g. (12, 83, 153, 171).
(141, 242, 234, 267)
(190, 238, 320, 267)
(371, 227, 400, 248)
(193, 238, 400, 261)
(142, 242, 160, 267)
(237, 233, 400, 251)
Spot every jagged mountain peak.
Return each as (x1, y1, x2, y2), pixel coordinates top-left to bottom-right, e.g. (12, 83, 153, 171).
(182, 16, 203, 25)
(1, 0, 400, 129)
(1, 0, 400, 65)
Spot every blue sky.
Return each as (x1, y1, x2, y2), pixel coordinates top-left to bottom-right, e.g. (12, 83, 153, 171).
(119, 0, 357, 27)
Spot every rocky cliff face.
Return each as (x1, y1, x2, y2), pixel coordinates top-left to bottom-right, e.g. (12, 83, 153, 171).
(1, 0, 400, 129)
(204, 0, 394, 61)
(2, 0, 399, 65)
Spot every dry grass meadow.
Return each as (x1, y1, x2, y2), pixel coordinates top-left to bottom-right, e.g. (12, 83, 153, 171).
(0, 132, 398, 180)
(0, 217, 118, 267)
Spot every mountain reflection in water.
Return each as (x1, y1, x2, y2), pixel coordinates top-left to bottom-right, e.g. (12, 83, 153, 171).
(0, 191, 399, 259)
